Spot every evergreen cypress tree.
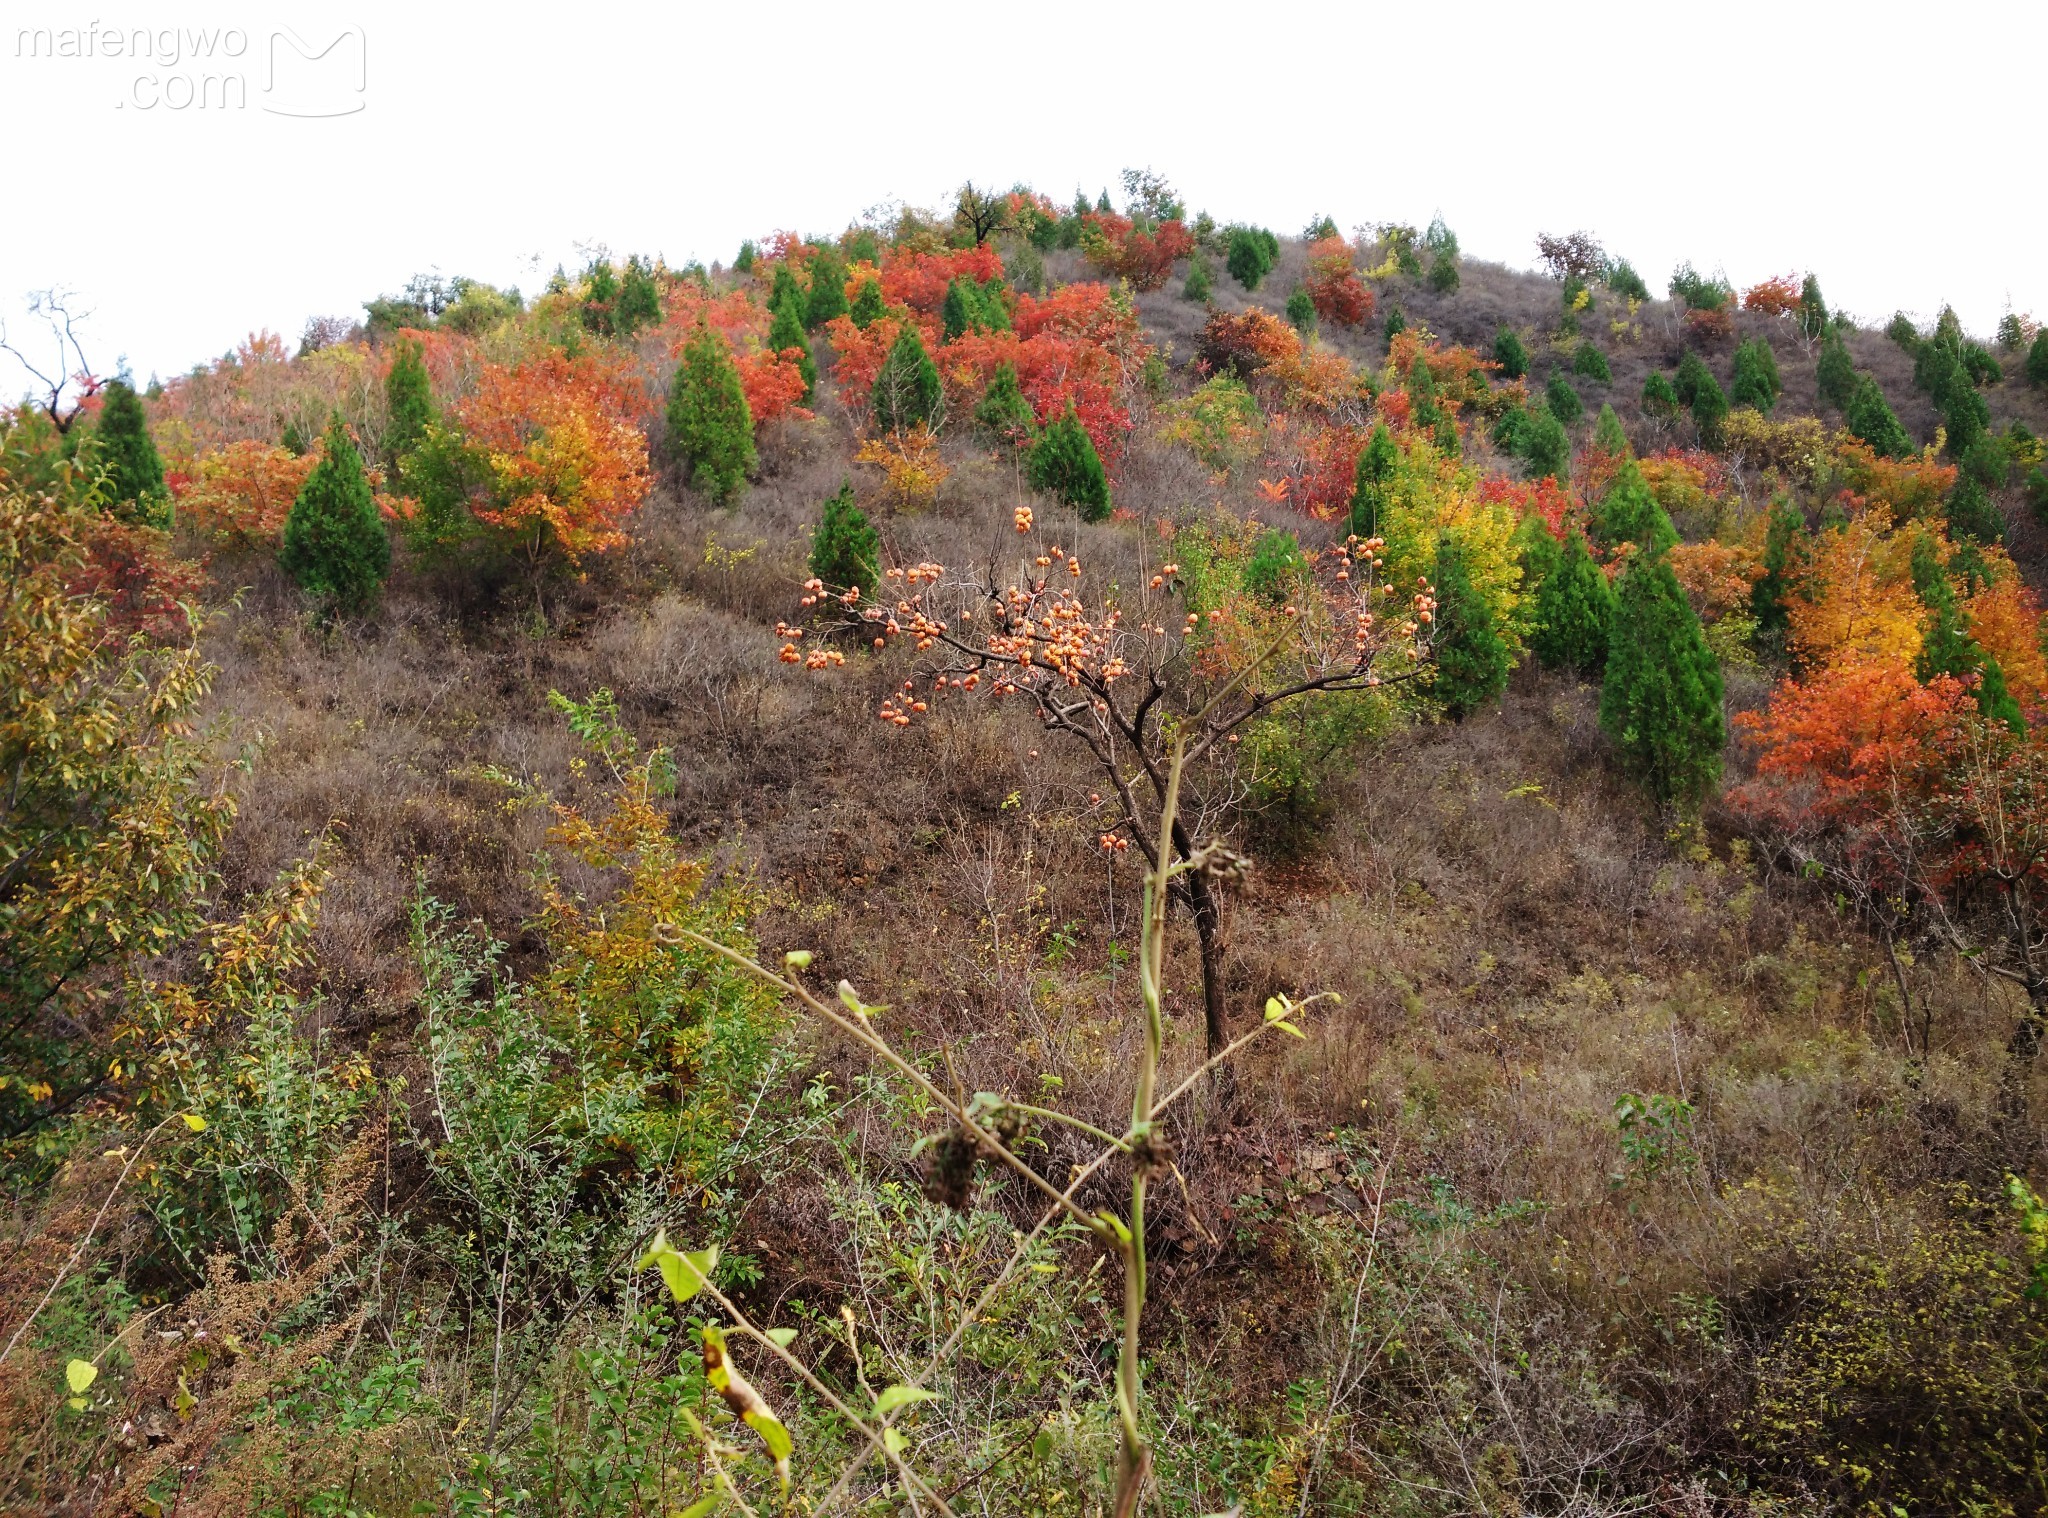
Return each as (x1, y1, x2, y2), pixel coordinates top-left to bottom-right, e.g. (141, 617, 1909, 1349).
(1521, 408, 1570, 481)
(942, 279, 977, 341)
(1434, 412, 1461, 459)
(1384, 305, 1408, 342)
(769, 266, 804, 322)
(1528, 526, 1615, 676)
(1675, 352, 1728, 445)
(766, 300, 816, 402)
(1797, 274, 1829, 341)
(581, 262, 619, 335)
(871, 325, 942, 433)
(666, 323, 757, 504)
(1427, 250, 1460, 294)
(1600, 551, 1725, 807)
(850, 277, 887, 329)
(1572, 342, 1612, 384)
(617, 255, 662, 336)
(1226, 227, 1274, 291)
(1749, 499, 1805, 654)
(1027, 407, 1111, 521)
(279, 419, 390, 614)
(1816, 336, 1857, 409)
(1243, 528, 1308, 606)
(1493, 328, 1529, 380)
(92, 379, 168, 526)
(1591, 460, 1678, 555)
(1545, 372, 1584, 427)
(805, 248, 848, 328)
(1183, 256, 1213, 303)
(1641, 372, 1681, 418)
(1730, 338, 1782, 412)
(1945, 474, 2004, 544)
(1430, 532, 1512, 718)
(1347, 424, 1397, 539)
(734, 241, 757, 274)
(1845, 376, 1913, 459)
(1286, 288, 1317, 333)
(1911, 533, 2023, 731)
(1408, 356, 1440, 427)
(809, 481, 880, 600)
(2029, 328, 2048, 387)
(384, 338, 434, 469)
(1592, 403, 1629, 457)
(974, 361, 1036, 447)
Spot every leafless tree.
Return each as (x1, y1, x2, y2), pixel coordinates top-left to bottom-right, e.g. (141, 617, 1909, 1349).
(0, 288, 101, 432)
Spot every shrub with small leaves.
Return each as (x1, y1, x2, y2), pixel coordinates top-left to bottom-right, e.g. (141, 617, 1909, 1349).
(850, 277, 887, 329)
(1528, 526, 1615, 676)
(1521, 407, 1571, 481)
(1348, 423, 1397, 539)
(767, 300, 816, 402)
(1675, 352, 1728, 446)
(1427, 251, 1460, 294)
(1946, 475, 2004, 545)
(2026, 328, 2048, 386)
(1592, 404, 1629, 457)
(1384, 304, 1407, 342)
(974, 361, 1036, 448)
(1242, 527, 1308, 606)
(1600, 550, 1724, 808)
(805, 247, 849, 328)
(1604, 258, 1651, 302)
(1816, 336, 1857, 409)
(1225, 226, 1279, 291)
(1182, 255, 1213, 303)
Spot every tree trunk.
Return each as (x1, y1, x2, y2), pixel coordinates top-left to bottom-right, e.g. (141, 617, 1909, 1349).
(2001, 997, 2046, 1131)
(1186, 866, 1227, 1056)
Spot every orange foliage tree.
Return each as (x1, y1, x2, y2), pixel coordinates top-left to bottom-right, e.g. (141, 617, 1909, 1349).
(1079, 214, 1196, 291)
(1304, 237, 1373, 327)
(174, 441, 319, 548)
(1742, 275, 1804, 317)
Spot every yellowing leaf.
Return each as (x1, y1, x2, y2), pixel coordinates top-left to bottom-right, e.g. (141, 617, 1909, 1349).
(782, 949, 813, 971)
(65, 1359, 97, 1395)
(674, 1497, 721, 1518)
(883, 1425, 908, 1455)
(181, 1112, 207, 1132)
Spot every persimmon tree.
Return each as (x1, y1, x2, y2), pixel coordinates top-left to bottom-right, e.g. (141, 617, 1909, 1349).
(785, 519, 1437, 1054)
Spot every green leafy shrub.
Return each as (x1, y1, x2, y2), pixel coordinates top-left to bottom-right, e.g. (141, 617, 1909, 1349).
(1225, 226, 1278, 291)
(1600, 550, 1724, 807)
(1668, 262, 1732, 311)
(666, 324, 756, 504)
(1160, 373, 1263, 476)
(1604, 258, 1650, 302)
(1027, 407, 1111, 520)
(871, 325, 943, 433)
(1285, 288, 1317, 333)
(809, 481, 879, 600)
(279, 419, 390, 614)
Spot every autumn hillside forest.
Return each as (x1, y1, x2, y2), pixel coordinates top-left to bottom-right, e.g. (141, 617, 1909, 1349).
(11, 172, 2048, 1516)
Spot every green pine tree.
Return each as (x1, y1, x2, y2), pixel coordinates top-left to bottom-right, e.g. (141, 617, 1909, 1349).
(1600, 551, 1725, 807)
(581, 262, 619, 335)
(384, 338, 434, 469)
(942, 279, 982, 341)
(974, 361, 1036, 447)
(1528, 526, 1615, 676)
(1911, 533, 2023, 731)
(1521, 408, 1570, 481)
(1183, 256, 1213, 303)
(1845, 375, 1913, 458)
(1384, 305, 1408, 342)
(1592, 404, 1629, 457)
(1493, 328, 1529, 380)
(1590, 460, 1678, 555)
(1430, 532, 1512, 718)
(1945, 474, 2004, 544)
(666, 324, 756, 504)
(1347, 424, 1397, 539)
(1730, 338, 1781, 412)
(850, 277, 887, 329)
(2028, 328, 2048, 387)
(91, 379, 168, 526)
(1572, 342, 1612, 384)
(1545, 372, 1584, 427)
(805, 248, 849, 328)
(1797, 274, 1829, 341)
(1408, 356, 1440, 427)
(769, 266, 804, 322)
(1641, 372, 1681, 418)
(734, 241, 757, 274)
(871, 325, 943, 433)
(1674, 352, 1728, 446)
(1226, 228, 1273, 291)
(279, 419, 390, 614)
(809, 482, 879, 600)
(766, 300, 816, 402)
(1286, 288, 1317, 333)
(617, 255, 662, 336)
(1750, 499, 1805, 654)
(1027, 407, 1111, 521)
(1243, 528, 1307, 606)
(1816, 336, 1857, 410)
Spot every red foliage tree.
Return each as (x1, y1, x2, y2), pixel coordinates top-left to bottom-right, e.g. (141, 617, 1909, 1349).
(1304, 237, 1373, 327)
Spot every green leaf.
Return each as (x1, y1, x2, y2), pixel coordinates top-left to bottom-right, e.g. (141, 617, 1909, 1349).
(764, 1326, 798, 1349)
(65, 1359, 97, 1395)
(1264, 995, 1292, 1022)
(636, 1230, 718, 1303)
(67, 1396, 88, 1411)
(836, 980, 886, 1018)
(872, 1383, 941, 1418)
(743, 1407, 792, 1462)
(1273, 1020, 1305, 1039)
(674, 1497, 721, 1518)
(782, 949, 813, 971)
(883, 1426, 908, 1455)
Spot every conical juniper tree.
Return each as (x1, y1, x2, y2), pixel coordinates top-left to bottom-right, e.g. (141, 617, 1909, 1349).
(666, 323, 756, 504)
(1027, 407, 1111, 521)
(974, 361, 1036, 448)
(1347, 423, 1397, 539)
(1600, 547, 1725, 809)
(384, 338, 434, 468)
(92, 379, 168, 526)
(766, 299, 816, 402)
(1430, 531, 1512, 717)
(871, 325, 942, 433)
(1528, 526, 1615, 676)
(279, 418, 390, 615)
(809, 481, 879, 602)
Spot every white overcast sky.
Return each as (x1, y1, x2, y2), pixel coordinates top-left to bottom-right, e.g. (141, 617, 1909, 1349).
(3, 0, 2044, 387)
